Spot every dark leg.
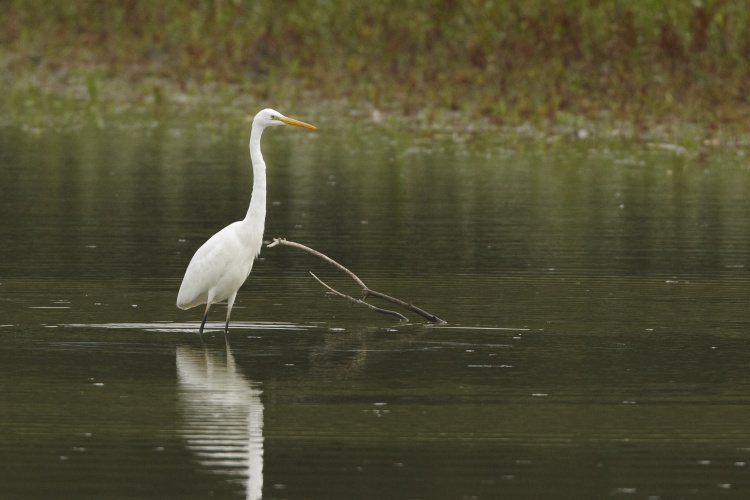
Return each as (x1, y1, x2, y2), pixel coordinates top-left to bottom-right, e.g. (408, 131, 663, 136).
(199, 304, 210, 335)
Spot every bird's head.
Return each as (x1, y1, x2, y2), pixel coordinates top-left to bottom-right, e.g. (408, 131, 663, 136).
(253, 108, 316, 131)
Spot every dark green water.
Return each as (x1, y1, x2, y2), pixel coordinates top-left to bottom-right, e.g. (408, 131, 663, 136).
(2, 119, 750, 499)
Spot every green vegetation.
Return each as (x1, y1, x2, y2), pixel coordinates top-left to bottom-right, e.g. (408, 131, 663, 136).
(3, 1, 750, 138)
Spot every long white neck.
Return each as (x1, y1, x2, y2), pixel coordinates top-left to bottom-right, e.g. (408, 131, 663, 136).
(244, 122, 267, 235)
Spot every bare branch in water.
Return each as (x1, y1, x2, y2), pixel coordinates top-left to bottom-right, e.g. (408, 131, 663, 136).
(268, 238, 445, 323)
(309, 272, 409, 321)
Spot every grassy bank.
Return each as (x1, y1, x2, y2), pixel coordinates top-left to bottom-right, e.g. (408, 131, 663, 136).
(3, 1, 750, 138)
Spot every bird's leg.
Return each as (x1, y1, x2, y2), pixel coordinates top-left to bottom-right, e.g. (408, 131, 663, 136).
(224, 292, 237, 336)
(199, 304, 211, 335)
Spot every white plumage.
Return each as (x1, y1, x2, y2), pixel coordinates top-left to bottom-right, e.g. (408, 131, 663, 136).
(177, 108, 316, 334)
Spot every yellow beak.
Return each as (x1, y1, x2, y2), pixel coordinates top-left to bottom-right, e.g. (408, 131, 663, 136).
(280, 116, 317, 130)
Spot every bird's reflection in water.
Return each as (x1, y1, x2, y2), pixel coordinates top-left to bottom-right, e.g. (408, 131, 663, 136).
(176, 340, 263, 499)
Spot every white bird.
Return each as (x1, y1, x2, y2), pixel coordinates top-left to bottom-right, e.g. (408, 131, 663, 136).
(177, 108, 316, 335)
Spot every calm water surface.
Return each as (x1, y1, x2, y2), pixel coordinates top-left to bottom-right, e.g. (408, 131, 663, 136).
(1, 120, 750, 499)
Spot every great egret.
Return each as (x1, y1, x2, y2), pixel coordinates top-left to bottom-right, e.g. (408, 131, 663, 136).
(177, 108, 316, 334)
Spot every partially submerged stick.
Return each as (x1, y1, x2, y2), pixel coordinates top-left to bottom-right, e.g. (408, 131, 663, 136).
(268, 238, 445, 323)
(309, 272, 409, 322)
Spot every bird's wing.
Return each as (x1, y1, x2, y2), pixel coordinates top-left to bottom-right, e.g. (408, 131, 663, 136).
(176, 223, 247, 309)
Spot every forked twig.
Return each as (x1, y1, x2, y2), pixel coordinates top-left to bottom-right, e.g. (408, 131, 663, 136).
(309, 272, 409, 321)
(268, 238, 445, 323)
